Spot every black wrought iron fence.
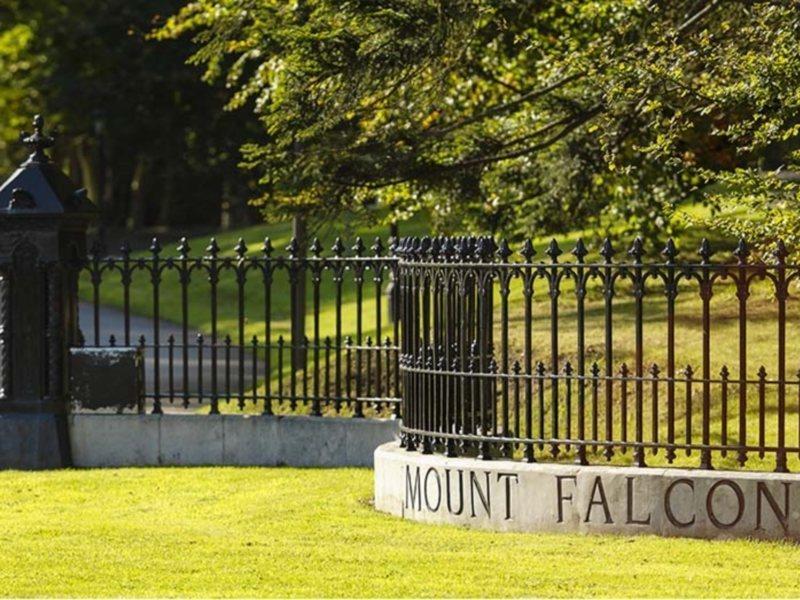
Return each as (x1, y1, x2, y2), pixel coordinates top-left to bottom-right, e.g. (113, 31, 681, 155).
(76, 236, 401, 417)
(396, 235, 800, 472)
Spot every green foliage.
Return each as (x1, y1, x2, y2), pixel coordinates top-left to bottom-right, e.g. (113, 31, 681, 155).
(0, 22, 42, 158)
(688, 168, 800, 252)
(0, 0, 258, 227)
(158, 1, 800, 243)
(600, 2, 800, 250)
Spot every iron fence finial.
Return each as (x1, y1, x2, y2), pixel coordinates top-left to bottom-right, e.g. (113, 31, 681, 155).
(371, 237, 384, 257)
(497, 238, 512, 262)
(309, 237, 322, 257)
(599, 238, 615, 263)
(285, 237, 299, 258)
(571, 238, 588, 262)
(261, 237, 273, 257)
(520, 239, 536, 262)
(698, 238, 713, 263)
(732, 237, 749, 264)
(235, 237, 248, 258)
(545, 239, 562, 262)
(661, 238, 678, 263)
(206, 237, 220, 258)
(176, 237, 190, 258)
(628, 237, 644, 263)
(775, 239, 789, 262)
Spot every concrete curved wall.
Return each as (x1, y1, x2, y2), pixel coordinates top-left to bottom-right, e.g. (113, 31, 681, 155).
(374, 442, 800, 541)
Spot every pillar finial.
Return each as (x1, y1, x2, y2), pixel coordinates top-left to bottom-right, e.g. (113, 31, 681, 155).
(19, 114, 55, 164)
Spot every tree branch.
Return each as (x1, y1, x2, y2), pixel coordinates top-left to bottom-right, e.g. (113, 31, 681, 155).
(440, 103, 604, 170)
(677, 0, 721, 36)
(422, 72, 585, 137)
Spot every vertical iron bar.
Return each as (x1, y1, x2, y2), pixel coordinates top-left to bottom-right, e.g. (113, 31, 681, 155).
(721, 365, 729, 457)
(325, 337, 332, 412)
(547, 240, 561, 458)
(353, 239, 365, 418)
(332, 239, 344, 415)
(759, 365, 767, 459)
(522, 240, 535, 462)
(573, 240, 588, 464)
(121, 242, 132, 346)
(591, 362, 600, 453)
(311, 241, 322, 417)
(373, 239, 384, 412)
(601, 239, 615, 461)
(685, 365, 693, 456)
(263, 238, 273, 415)
(150, 239, 162, 415)
(196, 333, 204, 407)
(91, 246, 101, 346)
(138, 335, 146, 413)
(620, 363, 629, 452)
(564, 362, 573, 451)
(735, 239, 749, 466)
(662, 239, 677, 463)
(251, 336, 258, 405)
(699, 242, 713, 469)
(208, 238, 220, 415)
(236, 239, 247, 411)
(168, 334, 175, 406)
(650, 364, 660, 454)
(629, 238, 645, 467)
(224, 334, 232, 405)
(537, 361, 545, 450)
(775, 242, 788, 472)
(345, 336, 353, 412)
(500, 259, 510, 441)
(277, 335, 285, 406)
(178, 239, 191, 410)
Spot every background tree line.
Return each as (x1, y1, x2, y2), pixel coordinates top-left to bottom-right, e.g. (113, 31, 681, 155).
(0, 0, 260, 230)
(2, 1, 799, 248)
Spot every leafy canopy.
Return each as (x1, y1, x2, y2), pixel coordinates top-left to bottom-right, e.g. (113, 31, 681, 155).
(159, 1, 800, 243)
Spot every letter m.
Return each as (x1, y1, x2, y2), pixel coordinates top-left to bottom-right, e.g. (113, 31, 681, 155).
(405, 465, 422, 511)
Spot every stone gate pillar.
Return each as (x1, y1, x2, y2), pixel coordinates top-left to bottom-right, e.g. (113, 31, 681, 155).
(0, 115, 96, 469)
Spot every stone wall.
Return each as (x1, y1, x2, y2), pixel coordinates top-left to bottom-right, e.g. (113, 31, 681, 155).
(375, 442, 800, 541)
(70, 414, 399, 468)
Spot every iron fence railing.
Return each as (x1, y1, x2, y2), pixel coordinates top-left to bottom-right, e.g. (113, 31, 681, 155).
(396, 235, 800, 472)
(75, 236, 401, 417)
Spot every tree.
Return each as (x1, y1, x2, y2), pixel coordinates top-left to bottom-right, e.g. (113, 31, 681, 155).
(159, 0, 800, 244)
(0, 0, 259, 229)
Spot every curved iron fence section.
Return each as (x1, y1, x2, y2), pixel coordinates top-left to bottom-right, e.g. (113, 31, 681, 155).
(397, 235, 800, 472)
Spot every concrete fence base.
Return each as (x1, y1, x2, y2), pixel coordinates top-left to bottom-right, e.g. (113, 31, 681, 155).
(374, 442, 800, 541)
(69, 414, 399, 468)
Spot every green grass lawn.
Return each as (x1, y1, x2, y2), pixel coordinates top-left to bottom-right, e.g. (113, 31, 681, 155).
(0, 467, 798, 598)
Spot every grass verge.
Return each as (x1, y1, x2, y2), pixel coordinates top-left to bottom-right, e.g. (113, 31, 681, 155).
(0, 467, 798, 598)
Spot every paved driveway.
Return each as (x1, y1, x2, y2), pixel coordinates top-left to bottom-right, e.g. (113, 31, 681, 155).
(78, 302, 256, 412)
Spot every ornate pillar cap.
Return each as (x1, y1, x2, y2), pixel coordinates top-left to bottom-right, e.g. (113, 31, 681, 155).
(0, 114, 96, 217)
